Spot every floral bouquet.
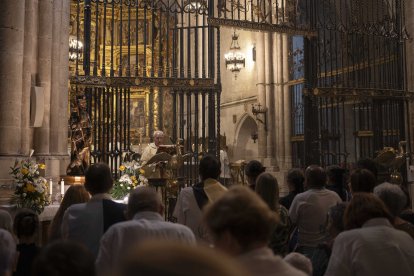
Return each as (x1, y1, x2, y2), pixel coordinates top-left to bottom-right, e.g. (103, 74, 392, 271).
(10, 158, 50, 214)
(111, 160, 148, 200)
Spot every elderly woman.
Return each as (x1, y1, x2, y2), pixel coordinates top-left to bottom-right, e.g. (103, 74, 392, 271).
(374, 182, 414, 239)
(325, 193, 414, 276)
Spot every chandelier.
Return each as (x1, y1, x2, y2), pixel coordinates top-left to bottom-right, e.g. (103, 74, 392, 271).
(69, 35, 83, 62)
(224, 31, 245, 79)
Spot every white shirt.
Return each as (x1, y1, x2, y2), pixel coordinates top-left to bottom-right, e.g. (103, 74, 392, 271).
(325, 218, 414, 276)
(237, 247, 307, 276)
(289, 188, 341, 247)
(173, 179, 227, 243)
(140, 143, 158, 165)
(96, 211, 196, 275)
(61, 193, 125, 258)
(173, 187, 207, 241)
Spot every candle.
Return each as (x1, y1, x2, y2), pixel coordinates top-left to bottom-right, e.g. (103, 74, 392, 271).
(49, 179, 53, 195)
(60, 178, 65, 195)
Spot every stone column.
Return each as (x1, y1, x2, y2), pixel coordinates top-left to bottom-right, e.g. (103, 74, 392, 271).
(273, 32, 284, 166)
(255, 32, 267, 158)
(34, 0, 53, 155)
(282, 34, 292, 168)
(0, 0, 25, 155)
(58, 0, 70, 155)
(21, 0, 39, 155)
(49, 0, 63, 154)
(264, 32, 275, 163)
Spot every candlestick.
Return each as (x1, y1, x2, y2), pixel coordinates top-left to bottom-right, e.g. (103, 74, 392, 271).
(49, 179, 53, 195)
(60, 178, 65, 195)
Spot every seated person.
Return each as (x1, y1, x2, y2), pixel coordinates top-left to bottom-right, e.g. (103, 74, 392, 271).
(0, 229, 17, 276)
(203, 186, 306, 276)
(62, 163, 126, 258)
(173, 155, 227, 243)
(96, 187, 195, 275)
(325, 193, 414, 276)
(32, 241, 95, 276)
(374, 182, 414, 239)
(13, 209, 40, 276)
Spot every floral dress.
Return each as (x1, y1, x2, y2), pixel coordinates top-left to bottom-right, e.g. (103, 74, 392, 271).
(268, 205, 292, 256)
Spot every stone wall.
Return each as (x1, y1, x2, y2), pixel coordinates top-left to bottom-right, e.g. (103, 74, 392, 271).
(0, 0, 70, 189)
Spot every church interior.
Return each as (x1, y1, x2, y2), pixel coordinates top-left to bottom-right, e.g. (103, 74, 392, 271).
(1, 1, 414, 274)
(1, 0, 414, 195)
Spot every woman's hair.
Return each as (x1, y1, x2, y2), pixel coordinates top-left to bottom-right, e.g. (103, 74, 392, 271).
(32, 241, 96, 276)
(373, 182, 406, 217)
(49, 185, 90, 241)
(344, 193, 393, 230)
(255, 173, 279, 211)
(203, 186, 278, 252)
(286, 168, 305, 193)
(119, 241, 248, 276)
(13, 209, 39, 239)
(349, 169, 376, 193)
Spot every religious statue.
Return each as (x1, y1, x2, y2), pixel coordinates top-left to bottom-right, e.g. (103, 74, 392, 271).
(66, 96, 92, 176)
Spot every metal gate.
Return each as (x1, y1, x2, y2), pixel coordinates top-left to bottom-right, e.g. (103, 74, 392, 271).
(69, 0, 224, 183)
(290, 0, 412, 168)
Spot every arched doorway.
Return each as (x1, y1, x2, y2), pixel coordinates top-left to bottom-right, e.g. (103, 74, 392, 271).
(233, 115, 258, 161)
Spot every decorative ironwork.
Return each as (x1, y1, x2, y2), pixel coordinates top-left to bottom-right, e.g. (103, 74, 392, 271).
(290, 0, 411, 168)
(251, 103, 268, 131)
(70, 76, 216, 90)
(208, 17, 317, 37)
(69, 0, 221, 189)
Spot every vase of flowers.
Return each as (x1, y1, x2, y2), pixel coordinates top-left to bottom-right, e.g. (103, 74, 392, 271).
(10, 158, 50, 214)
(111, 160, 148, 200)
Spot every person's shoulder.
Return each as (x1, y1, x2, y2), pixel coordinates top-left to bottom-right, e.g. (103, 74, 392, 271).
(66, 202, 87, 213)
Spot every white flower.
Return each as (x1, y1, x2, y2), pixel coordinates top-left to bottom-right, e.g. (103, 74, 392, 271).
(22, 193, 26, 197)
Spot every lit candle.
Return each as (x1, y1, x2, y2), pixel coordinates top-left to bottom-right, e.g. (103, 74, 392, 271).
(49, 179, 53, 195)
(60, 178, 65, 195)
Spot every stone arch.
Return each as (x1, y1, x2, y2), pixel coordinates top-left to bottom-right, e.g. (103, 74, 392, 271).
(232, 113, 258, 161)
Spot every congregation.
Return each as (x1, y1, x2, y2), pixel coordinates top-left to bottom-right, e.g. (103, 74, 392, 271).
(1, 156, 414, 276)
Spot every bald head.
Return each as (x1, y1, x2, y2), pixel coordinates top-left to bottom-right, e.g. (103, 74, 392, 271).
(127, 187, 163, 218)
(305, 165, 327, 189)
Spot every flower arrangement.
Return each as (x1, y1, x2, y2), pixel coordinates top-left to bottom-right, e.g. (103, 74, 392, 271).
(10, 158, 50, 214)
(111, 160, 148, 200)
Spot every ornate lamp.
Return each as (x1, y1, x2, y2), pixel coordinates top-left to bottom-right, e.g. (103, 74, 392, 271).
(224, 31, 245, 79)
(69, 35, 83, 61)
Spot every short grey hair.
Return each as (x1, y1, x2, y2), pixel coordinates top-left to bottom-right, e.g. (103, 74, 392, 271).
(153, 130, 164, 137)
(127, 187, 162, 218)
(373, 182, 406, 217)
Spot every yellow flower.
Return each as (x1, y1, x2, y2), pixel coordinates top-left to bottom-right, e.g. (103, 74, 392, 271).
(139, 169, 145, 174)
(39, 163, 46, 170)
(119, 165, 126, 172)
(21, 168, 29, 175)
(130, 176, 136, 181)
(26, 183, 36, 193)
